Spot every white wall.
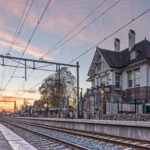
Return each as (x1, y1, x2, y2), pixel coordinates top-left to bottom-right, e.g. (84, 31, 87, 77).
(140, 64, 147, 87)
(148, 64, 150, 86)
(92, 63, 150, 89)
(93, 55, 110, 87)
(122, 71, 128, 90)
(110, 72, 115, 85)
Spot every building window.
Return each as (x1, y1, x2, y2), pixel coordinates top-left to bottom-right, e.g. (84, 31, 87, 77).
(97, 62, 101, 73)
(101, 75, 108, 86)
(128, 71, 132, 88)
(96, 77, 99, 86)
(98, 78, 101, 86)
(115, 73, 121, 89)
(101, 76, 106, 85)
(134, 69, 140, 87)
(94, 77, 97, 86)
(92, 81, 95, 87)
(130, 51, 136, 60)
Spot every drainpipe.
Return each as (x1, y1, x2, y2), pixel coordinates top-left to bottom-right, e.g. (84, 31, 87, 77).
(146, 65, 150, 113)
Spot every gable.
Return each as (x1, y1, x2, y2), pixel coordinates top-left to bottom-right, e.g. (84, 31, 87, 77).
(88, 39, 150, 78)
(88, 47, 110, 77)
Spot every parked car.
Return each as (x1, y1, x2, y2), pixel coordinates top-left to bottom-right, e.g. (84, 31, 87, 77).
(118, 110, 135, 114)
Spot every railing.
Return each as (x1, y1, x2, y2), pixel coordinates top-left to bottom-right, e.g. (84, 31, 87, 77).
(99, 114, 150, 121)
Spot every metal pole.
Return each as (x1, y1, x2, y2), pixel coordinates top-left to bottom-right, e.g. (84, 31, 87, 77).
(47, 98, 48, 117)
(81, 88, 83, 98)
(77, 62, 79, 118)
(58, 65, 61, 117)
(2, 57, 4, 66)
(135, 99, 137, 114)
(81, 88, 83, 118)
(33, 61, 35, 69)
(25, 60, 27, 80)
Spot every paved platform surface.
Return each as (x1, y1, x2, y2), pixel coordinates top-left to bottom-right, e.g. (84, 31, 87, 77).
(0, 129, 12, 150)
(0, 124, 37, 150)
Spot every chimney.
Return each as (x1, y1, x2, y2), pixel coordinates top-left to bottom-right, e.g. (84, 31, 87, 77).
(114, 38, 120, 52)
(128, 29, 135, 51)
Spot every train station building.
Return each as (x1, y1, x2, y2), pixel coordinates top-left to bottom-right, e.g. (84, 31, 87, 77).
(84, 30, 150, 117)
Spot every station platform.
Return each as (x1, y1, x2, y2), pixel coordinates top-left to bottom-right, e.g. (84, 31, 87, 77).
(0, 124, 37, 150)
(17, 117, 150, 142)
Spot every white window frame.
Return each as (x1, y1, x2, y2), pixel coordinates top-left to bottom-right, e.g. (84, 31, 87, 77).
(115, 73, 121, 89)
(127, 71, 133, 88)
(134, 68, 140, 87)
(130, 51, 136, 60)
(101, 75, 108, 86)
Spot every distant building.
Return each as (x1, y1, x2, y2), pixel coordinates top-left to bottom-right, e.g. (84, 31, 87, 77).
(0, 96, 35, 113)
(85, 30, 150, 116)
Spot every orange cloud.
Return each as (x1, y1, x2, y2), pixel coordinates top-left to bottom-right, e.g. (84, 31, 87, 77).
(17, 89, 40, 94)
(0, 89, 39, 96)
(0, 31, 13, 42)
(0, 0, 95, 45)
(0, 31, 54, 60)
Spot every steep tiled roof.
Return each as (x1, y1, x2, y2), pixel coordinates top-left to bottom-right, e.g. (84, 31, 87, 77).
(98, 39, 150, 68)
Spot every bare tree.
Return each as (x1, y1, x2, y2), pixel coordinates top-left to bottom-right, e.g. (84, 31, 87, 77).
(39, 67, 76, 108)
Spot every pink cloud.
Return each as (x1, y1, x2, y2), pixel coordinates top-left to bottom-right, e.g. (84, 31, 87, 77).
(0, 0, 97, 44)
(0, 0, 24, 18)
(0, 31, 54, 60)
(0, 31, 13, 42)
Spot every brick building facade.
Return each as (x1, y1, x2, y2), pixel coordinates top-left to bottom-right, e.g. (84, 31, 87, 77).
(84, 30, 150, 117)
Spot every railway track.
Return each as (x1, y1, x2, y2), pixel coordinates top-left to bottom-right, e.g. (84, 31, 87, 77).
(2, 118, 150, 150)
(1, 119, 90, 150)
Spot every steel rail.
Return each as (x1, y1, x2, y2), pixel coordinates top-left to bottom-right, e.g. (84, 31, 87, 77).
(1, 120, 90, 150)
(8, 118, 150, 150)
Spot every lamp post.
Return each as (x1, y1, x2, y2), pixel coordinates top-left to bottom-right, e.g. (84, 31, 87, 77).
(74, 87, 83, 118)
(100, 88, 105, 115)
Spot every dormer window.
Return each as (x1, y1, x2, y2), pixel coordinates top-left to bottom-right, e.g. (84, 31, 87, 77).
(130, 50, 140, 60)
(130, 51, 136, 60)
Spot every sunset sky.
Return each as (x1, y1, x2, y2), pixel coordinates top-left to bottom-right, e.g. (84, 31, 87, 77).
(0, 0, 150, 99)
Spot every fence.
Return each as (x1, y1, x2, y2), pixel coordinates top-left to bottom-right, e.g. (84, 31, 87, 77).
(106, 102, 143, 114)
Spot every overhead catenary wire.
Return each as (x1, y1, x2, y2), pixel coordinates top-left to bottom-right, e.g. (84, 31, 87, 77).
(16, 71, 50, 97)
(42, 0, 122, 58)
(19, 0, 119, 90)
(0, 0, 52, 97)
(8, 0, 34, 54)
(7, 0, 29, 54)
(69, 7, 150, 63)
(41, 0, 107, 58)
(9, 3, 150, 99)
(0, 0, 31, 89)
(19, 7, 150, 98)
(19, 0, 107, 86)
